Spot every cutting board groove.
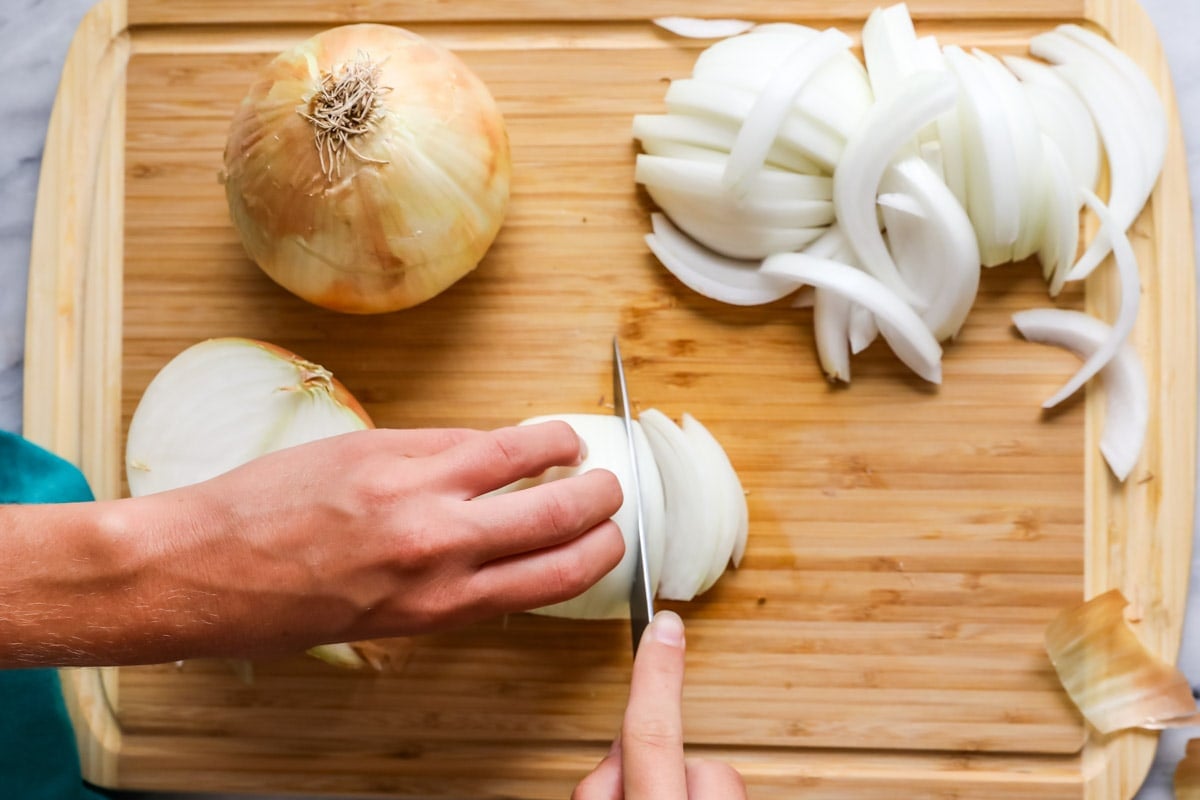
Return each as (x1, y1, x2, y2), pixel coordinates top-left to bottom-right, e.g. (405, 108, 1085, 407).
(23, 0, 1194, 797)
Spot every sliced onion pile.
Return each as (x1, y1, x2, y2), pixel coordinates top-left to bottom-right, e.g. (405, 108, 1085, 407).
(636, 5, 1167, 481)
(506, 411, 748, 617)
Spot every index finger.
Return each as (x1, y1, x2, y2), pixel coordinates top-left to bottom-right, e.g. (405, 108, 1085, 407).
(621, 611, 689, 800)
(430, 421, 585, 497)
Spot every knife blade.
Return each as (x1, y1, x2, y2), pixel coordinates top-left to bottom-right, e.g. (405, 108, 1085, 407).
(613, 337, 654, 654)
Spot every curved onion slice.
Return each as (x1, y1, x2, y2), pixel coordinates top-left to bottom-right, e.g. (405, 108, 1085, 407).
(1045, 589, 1199, 733)
(1040, 190, 1140, 408)
(762, 253, 943, 383)
(692, 31, 873, 139)
(644, 182, 833, 230)
(653, 17, 755, 38)
(943, 46, 1020, 265)
(1037, 135, 1080, 297)
(834, 69, 957, 306)
(1012, 308, 1146, 481)
(636, 154, 832, 202)
(972, 49, 1045, 262)
(518, 414, 667, 620)
(861, 2, 919, 102)
(849, 304, 879, 355)
(814, 289, 853, 382)
(681, 413, 749, 588)
(633, 113, 823, 174)
(879, 157, 981, 340)
(665, 79, 844, 169)
(640, 409, 718, 601)
(724, 29, 852, 199)
(646, 213, 801, 305)
(1003, 55, 1100, 196)
(645, 186, 824, 258)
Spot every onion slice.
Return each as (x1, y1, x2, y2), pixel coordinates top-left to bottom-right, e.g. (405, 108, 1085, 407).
(640, 409, 718, 601)
(861, 3, 919, 102)
(1036, 135, 1080, 297)
(1045, 589, 1199, 733)
(814, 289, 853, 382)
(653, 17, 756, 39)
(681, 413, 748, 590)
(834, 69, 957, 306)
(645, 213, 801, 306)
(724, 28, 852, 199)
(762, 253, 943, 383)
(636, 153, 832, 202)
(879, 156, 981, 341)
(633, 113, 822, 174)
(1040, 190, 1140, 408)
(1012, 309, 1147, 481)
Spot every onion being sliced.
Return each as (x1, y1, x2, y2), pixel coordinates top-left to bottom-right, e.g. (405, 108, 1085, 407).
(639, 409, 719, 601)
(762, 253, 943, 383)
(653, 17, 755, 39)
(943, 46, 1020, 265)
(1012, 308, 1147, 481)
(1040, 190, 1140, 408)
(645, 213, 802, 306)
(724, 29, 852, 199)
(516, 414, 667, 620)
(681, 413, 748, 591)
(879, 156, 981, 341)
(1045, 589, 1199, 733)
(665, 79, 844, 169)
(833, 69, 957, 306)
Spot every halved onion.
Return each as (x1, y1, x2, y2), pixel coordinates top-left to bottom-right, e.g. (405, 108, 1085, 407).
(1012, 309, 1147, 481)
(1045, 589, 1199, 733)
(513, 414, 667, 620)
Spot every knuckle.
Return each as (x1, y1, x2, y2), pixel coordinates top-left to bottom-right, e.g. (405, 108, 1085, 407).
(536, 489, 582, 541)
(623, 718, 681, 753)
(548, 550, 591, 598)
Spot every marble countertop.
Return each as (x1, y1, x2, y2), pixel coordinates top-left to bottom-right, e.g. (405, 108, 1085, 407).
(2, 2, 1198, 798)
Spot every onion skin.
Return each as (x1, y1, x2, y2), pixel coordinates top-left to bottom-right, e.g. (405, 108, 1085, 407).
(223, 24, 512, 314)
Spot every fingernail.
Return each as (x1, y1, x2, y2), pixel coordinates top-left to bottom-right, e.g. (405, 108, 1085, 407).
(651, 610, 685, 647)
(573, 435, 589, 466)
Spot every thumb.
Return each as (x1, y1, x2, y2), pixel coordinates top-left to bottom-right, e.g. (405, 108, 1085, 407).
(622, 610, 689, 800)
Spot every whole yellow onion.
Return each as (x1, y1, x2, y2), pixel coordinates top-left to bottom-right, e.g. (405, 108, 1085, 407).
(223, 24, 511, 313)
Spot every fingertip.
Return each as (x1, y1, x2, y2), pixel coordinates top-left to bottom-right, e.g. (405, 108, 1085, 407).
(648, 609, 685, 649)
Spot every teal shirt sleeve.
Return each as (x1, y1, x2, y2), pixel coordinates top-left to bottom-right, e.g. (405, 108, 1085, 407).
(1, 430, 107, 799)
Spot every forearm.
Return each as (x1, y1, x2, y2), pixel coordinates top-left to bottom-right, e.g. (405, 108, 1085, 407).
(0, 494, 247, 668)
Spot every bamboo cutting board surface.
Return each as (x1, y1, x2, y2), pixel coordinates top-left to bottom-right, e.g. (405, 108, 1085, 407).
(21, 0, 1195, 797)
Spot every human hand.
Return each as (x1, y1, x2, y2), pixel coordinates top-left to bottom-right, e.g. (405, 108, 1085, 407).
(115, 420, 624, 661)
(572, 611, 747, 799)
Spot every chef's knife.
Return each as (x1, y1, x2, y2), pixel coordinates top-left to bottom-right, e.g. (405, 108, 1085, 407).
(613, 337, 654, 654)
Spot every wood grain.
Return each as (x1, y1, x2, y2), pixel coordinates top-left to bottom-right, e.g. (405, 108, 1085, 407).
(21, 0, 1194, 797)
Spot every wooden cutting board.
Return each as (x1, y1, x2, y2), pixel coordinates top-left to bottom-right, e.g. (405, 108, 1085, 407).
(22, 0, 1195, 797)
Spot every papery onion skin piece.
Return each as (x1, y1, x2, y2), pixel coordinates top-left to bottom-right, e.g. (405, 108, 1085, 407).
(1012, 308, 1147, 481)
(223, 24, 512, 314)
(1175, 740, 1200, 799)
(1044, 589, 1198, 734)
